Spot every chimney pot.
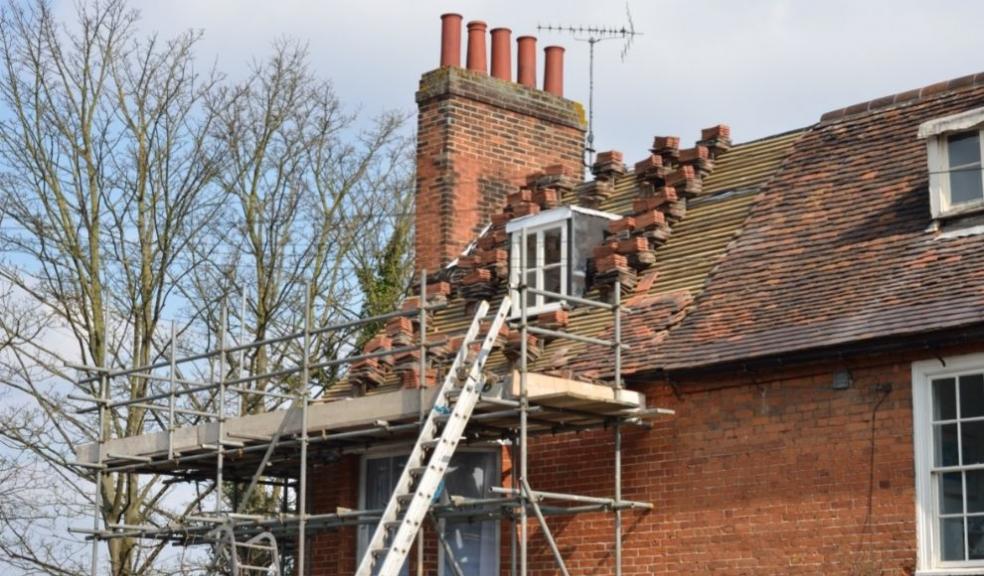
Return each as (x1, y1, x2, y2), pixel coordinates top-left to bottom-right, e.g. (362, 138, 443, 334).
(544, 45, 565, 97)
(466, 21, 488, 74)
(440, 13, 463, 68)
(490, 28, 512, 81)
(517, 36, 537, 87)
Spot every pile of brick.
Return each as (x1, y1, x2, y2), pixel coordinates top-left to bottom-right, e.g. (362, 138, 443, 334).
(587, 126, 730, 296)
(456, 163, 578, 305)
(348, 281, 450, 394)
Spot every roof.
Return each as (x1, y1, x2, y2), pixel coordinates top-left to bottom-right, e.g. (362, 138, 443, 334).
(337, 127, 804, 393)
(657, 79, 984, 370)
(347, 71, 984, 393)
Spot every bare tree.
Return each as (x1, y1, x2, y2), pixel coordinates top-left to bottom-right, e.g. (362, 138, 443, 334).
(187, 40, 414, 412)
(0, 0, 221, 574)
(0, 1, 416, 575)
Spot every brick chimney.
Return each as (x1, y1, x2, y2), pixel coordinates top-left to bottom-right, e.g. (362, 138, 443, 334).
(415, 14, 586, 274)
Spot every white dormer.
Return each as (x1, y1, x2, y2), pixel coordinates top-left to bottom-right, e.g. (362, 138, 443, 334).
(505, 206, 619, 316)
(919, 107, 984, 219)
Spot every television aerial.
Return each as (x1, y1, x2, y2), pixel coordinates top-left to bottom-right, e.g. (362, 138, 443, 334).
(537, 3, 643, 165)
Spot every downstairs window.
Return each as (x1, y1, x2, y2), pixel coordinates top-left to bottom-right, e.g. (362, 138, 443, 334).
(914, 353, 984, 572)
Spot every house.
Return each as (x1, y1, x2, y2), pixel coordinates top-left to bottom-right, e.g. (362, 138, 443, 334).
(76, 12, 984, 576)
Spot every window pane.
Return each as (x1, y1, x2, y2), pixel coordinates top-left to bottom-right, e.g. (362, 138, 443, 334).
(935, 378, 957, 421)
(967, 470, 984, 513)
(362, 456, 409, 576)
(941, 472, 964, 514)
(963, 421, 984, 465)
(525, 270, 537, 290)
(525, 235, 536, 270)
(961, 374, 984, 419)
(970, 517, 984, 560)
(543, 227, 562, 265)
(950, 168, 984, 205)
(941, 517, 966, 561)
(441, 452, 498, 576)
(948, 132, 982, 168)
(543, 266, 562, 301)
(937, 423, 960, 466)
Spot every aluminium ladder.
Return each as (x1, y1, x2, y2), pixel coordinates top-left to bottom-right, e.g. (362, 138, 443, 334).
(211, 525, 281, 575)
(355, 296, 512, 576)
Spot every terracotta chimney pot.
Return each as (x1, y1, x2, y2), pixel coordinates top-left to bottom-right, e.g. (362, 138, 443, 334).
(440, 13, 462, 68)
(490, 28, 512, 81)
(466, 21, 488, 74)
(517, 36, 537, 87)
(544, 45, 565, 97)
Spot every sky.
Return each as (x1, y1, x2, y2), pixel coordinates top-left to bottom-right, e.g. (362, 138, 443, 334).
(79, 0, 984, 160)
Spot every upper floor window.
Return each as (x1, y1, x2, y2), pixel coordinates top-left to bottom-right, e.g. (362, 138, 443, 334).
(919, 108, 984, 219)
(913, 353, 984, 572)
(506, 206, 619, 317)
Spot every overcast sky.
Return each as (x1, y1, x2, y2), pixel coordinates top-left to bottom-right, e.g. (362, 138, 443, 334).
(64, 0, 984, 167)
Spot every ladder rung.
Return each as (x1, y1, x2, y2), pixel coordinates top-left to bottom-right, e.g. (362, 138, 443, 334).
(372, 547, 390, 558)
(384, 519, 403, 530)
(421, 438, 441, 450)
(396, 493, 414, 505)
(234, 542, 276, 551)
(408, 466, 428, 477)
(237, 564, 276, 571)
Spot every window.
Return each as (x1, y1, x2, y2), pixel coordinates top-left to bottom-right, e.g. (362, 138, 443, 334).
(919, 109, 984, 219)
(913, 353, 984, 572)
(509, 222, 567, 315)
(506, 206, 618, 317)
(358, 451, 499, 576)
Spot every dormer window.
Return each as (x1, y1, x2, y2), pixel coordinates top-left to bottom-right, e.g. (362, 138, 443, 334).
(506, 206, 619, 317)
(919, 108, 984, 219)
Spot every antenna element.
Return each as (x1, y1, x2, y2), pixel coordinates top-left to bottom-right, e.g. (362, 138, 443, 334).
(538, 3, 643, 165)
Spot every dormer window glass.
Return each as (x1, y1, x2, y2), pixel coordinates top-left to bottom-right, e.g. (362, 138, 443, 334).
(919, 108, 984, 219)
(513, 223, 567, 315)
(946, 132, 984, 206)
(506, 206, 619, 317)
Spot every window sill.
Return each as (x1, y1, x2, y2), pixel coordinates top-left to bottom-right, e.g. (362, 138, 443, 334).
(917, 569, 984, 575)
(937, 201, 984, 220)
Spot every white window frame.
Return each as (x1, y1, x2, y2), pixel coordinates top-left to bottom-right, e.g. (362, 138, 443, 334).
(357, 447, 501, 576)
(508, 221, 568, 317)
(913, 352, 984, 574)
(919, 108, 984, 219)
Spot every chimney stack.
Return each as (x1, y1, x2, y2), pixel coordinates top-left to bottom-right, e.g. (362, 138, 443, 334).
(439, 13, 462, 68)
(516, 36, 537, 87)
(415, 15, 585, 273)
(466, 21, 488, 74)
(490, 28, 512, 81)
(543, 46, 565, 97)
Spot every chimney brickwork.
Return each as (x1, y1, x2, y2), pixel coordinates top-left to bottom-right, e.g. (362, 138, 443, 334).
(415, 16, 585, 274)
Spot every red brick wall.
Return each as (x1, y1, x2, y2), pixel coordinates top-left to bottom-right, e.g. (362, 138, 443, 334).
(523, 354, 920, 576)
(414, 67, 585, 273)
(309, 455, 359, 575)
(307, 345, 981, 575)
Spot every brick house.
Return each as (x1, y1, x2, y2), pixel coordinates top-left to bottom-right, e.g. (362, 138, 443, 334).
(73, 12, 984, 576)
(311, 12, 984, 576)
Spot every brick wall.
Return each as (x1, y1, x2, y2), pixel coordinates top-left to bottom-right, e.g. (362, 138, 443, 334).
(523, 352, 925, 576)
(306, 344, 983, 575)
(414, 66, 586, 273)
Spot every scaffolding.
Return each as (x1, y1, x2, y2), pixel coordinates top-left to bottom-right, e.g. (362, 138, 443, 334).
(70, 232, 667, 576)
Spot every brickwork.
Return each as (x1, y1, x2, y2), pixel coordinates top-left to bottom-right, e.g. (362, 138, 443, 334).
(523, 353, 923, 576)
(414, 66, 586, 273)
(306, 345, 954, 575)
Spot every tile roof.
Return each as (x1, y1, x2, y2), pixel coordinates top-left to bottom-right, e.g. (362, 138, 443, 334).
(658, 81, 984, 370)
(333, 128, 803, 395)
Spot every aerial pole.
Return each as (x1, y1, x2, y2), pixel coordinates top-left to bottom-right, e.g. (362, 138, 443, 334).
(538, 3, 642, 165)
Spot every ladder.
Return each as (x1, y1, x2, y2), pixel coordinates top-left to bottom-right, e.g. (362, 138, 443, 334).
(211, 525, 281, 575)
(355, 296, 512, 576)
